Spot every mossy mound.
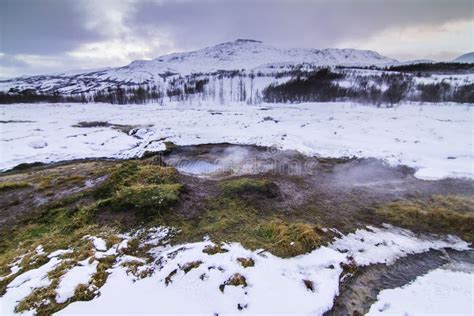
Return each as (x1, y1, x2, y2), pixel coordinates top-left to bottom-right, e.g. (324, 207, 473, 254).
(220, 178, 279, 198)
(93, 162, 183, 217)
(111, 183, 183, 217)
(253, 219, 324, 257)
(376, 195, 474, 241)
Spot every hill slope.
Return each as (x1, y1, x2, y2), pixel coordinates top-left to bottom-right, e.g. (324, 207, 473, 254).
(453, 52, 474, 63)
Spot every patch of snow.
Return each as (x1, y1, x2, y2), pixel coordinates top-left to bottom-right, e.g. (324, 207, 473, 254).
(55, 259, 98, 304)
(34, 245, 45, 256)
(88, 236, 107, 251)
(367, 268, 474, 315)
(47, 249, 73, 258)
(330, 224, 470, 266)
(58, 241, 345, 315)
(0, 257, 62, 315)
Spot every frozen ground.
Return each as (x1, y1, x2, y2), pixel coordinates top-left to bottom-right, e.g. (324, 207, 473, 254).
(1, 102, 473, 180)
(0, 226, 469, 315)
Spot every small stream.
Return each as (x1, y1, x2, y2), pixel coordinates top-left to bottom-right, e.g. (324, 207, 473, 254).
(326, 249, 474, 315)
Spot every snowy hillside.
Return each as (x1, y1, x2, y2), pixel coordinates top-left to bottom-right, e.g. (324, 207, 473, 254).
(0, 39, 397, 94)
(129, 39, 398, 75)
(453, 52, 474, 63)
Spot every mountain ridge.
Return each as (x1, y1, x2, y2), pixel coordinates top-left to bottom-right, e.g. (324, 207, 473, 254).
(123, 39, 398, 76)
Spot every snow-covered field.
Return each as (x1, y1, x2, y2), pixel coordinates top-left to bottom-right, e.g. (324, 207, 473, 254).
(1, 102, 473, 180)
(0, 225, 470, 315)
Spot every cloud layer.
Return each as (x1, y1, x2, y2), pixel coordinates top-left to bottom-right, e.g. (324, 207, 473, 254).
(1, 0, 473, 77)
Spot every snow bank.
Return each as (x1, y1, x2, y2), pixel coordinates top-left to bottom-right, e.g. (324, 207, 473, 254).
(330, 224, 470, 266)
(1, 102, 472, 180)
(367, 268, 474, 315)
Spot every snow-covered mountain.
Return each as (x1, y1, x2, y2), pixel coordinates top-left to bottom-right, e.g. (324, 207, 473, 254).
(127, 39, 397, 75)
(453, 52, 474, 63)
(0, 39, 398, 95)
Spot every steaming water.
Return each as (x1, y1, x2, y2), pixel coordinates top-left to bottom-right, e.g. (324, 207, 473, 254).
(165, 145, 278, 177)
(175, 160, 221, 175)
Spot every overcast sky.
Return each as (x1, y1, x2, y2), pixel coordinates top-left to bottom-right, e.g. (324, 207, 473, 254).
(1, 0, 473, 77)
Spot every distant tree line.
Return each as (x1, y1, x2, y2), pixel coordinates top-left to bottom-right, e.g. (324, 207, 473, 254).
(0, 89, 86, 104)
(337, 62, 474, 75)
(386, 63, 474, 74)
(263, 68, 474, 105)
(1, 66, 473, 105)
(91, 85, 163, 104)
(0, 85, 165, 104)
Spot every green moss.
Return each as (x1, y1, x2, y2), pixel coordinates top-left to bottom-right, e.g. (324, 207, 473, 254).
(112, 183, 183, 217)
(164, 196, 325, 258)
(0, 181, 31, 191)
(91, 162, 183, 218)
(376, 195, 474, 241)
(130, 165, 179, 185)
(120, 238, 140, 256)
(220, 178, 279, 198)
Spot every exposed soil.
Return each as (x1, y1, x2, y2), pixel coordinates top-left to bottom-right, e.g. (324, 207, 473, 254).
(0, 160, 114, 231)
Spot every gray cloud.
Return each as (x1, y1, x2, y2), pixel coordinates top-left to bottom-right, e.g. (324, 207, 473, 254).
(0, 0, 473, 77)
(131, 0, 473, 50)
(0, 0, 104, 54)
